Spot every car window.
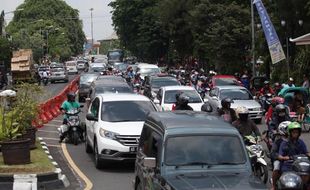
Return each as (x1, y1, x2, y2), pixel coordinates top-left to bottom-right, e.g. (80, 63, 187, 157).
(95, 86, 133, 94)
(151, 79, 180, 88)
(165, 135, 246, 166)
(80, 74, 98, 84)
(215, 78, 239, 86)
(220, 89, 252, 100)
(51, 68, 64, 72)
(209, 88, 218, 97)
(66, 62, 76, 66)
(90, 98, 100, 118)
(140, 127, 161, 160)
(164, 90, 202, 104)
(140, 68, 160, 75)
(101, 101, 156, 122)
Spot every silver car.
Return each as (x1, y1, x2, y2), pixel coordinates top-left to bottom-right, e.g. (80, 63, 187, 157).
(205, 85, 263, 123)
(49, 67, 69, 83)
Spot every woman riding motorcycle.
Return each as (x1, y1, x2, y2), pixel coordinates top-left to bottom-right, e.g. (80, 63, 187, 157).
(217, 98, 237, 123)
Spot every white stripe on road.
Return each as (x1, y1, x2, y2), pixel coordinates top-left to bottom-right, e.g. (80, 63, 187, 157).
(39, 137, 60, 141)
(47, 144, 61, 148)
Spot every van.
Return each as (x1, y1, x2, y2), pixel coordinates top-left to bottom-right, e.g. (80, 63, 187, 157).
(65, 61, 78, 74)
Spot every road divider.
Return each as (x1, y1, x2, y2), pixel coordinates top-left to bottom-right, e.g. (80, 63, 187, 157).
(34, 76, 80, 128)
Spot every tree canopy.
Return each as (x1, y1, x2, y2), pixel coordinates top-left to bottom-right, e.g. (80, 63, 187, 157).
(6, 0, 85, 63)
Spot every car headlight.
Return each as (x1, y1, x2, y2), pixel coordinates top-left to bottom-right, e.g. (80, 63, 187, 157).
(99, 128, 119, 139)
(252, 107, 262, 111)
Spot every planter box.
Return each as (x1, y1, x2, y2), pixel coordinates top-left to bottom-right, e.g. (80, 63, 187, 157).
(0, 138, 31, 165)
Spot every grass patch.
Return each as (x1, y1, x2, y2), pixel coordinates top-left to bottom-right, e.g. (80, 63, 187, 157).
(0, 141, 56, 174)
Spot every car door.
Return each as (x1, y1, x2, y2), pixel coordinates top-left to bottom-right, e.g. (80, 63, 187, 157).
(86, 97, 100, 146)
(136, 126, 163, 190)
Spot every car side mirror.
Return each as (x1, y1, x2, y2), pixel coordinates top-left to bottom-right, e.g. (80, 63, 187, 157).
(86, 113, 98, 121)
(153, 99, 160, 104)
(143, 157, 156, 169)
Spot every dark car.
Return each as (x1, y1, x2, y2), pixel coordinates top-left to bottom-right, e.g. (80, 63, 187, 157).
(134, 111, 267, 190)
(143, 76, 180, 99)
(78, 73, 99, 102)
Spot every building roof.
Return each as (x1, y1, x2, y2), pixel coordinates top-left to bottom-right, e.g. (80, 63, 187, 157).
(290, 33, 310, 45)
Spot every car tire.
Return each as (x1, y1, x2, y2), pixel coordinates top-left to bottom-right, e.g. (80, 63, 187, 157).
(94, 141, 102, 169)
(85, 132, 93, 153)
(254, 118, 262, 124)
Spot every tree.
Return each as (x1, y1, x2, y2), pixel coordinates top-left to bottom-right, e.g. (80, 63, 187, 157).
(0, 36, 12, 72)
(6, 0, 85, 63)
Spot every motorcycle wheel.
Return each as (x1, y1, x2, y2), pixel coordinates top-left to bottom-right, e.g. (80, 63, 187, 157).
(254, 163, 268, 184)
(72, 131, 79, 145)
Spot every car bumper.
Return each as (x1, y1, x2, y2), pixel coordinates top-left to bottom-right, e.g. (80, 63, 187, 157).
(50, 76, 68, 81)
(97, 137, 138, 161)
(249, 111, 263, 120)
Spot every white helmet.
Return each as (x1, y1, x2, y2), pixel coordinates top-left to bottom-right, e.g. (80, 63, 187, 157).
(235, 106, 249, 118)
(278, 121, 291, 136)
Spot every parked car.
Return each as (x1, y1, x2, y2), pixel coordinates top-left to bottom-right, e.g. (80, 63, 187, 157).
(65, 61, 78, 74)
(85, 94, 158, 168)
(134, 111, 267, 190)
(78, 73, 100, 102)
(136, 63, 161, 79)
(154, 86, 204, 111)
(209, 75, 241, 89)
(205, 85, 263, 123)
(49, 67, 69, 83)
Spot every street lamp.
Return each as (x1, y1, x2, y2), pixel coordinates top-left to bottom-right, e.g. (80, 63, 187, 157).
(90, 8, 94, 47)
(250, 0, 256, 77)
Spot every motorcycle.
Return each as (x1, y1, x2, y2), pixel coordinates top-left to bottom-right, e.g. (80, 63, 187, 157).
(244, 135, 268, 184)
(42, 77, 49, 86)
(58, 108, 83, 145)
(259, 93, 273, 113)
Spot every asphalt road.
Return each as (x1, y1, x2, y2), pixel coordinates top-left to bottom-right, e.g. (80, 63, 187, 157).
(38, 77, 310, 190)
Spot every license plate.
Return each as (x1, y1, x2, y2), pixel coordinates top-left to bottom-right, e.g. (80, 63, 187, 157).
(129, 147, 138, 152)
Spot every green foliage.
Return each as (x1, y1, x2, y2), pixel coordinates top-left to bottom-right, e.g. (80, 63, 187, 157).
(0, 37, 12, 70)
(99, 40, 121, 55)
(6, 0, 85, 63)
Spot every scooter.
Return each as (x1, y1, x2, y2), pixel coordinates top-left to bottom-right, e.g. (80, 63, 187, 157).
(42, 77, 49, 86)
(244, 135, 268, 184)
(58, 108, 83, 145)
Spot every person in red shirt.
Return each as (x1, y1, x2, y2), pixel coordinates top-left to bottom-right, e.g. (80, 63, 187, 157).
(260, 81, 274, 96)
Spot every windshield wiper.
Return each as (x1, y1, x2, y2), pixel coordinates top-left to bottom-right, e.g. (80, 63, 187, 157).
(175, 162, 214, 168)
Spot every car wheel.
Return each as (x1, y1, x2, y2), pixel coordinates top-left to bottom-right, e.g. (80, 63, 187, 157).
(85, 132, 93, 153)
(254, 118, 262, 124)
(94, 141, 102, 169)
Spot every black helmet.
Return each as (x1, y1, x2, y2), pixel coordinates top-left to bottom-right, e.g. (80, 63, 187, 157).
(175, 92, 183, 102)
(278, 172, 302, 190)
(67, 92, 76, 102)
(179, 94, 190, 105)
(275, 104, 286, 115)
(292, 159, 310, 176)
(221, 98, 232, 108)
(201, 102, 213, 113)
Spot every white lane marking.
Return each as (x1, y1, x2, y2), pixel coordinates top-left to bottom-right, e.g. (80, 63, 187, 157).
(47, 144, 61, 148)
(39, 137, 60, 141)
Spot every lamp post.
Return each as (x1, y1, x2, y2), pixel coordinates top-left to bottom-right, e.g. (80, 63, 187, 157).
(90, 8, 94, 47)
(251, 0, 256, 77)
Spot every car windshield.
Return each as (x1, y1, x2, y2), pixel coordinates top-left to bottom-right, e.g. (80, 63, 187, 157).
(90, 67, 105, 72)
(140, 68, 160, 75)
(66, 62, 76, 66)
(38, 67, 49, 71)
(95, 86, 133, 94)
(165, 135, 246, 166)
(164, 90, 202, 104)
(51, 68, 64, 72)
(101, 101, 155, 122)
(215, 78, 239, 86)
(94, 59, 106, 63)
(80, 74, 98, 84)
(151, 79, 180, 88)
(220, 89, 252, 100)
(115, 64, 128, 71)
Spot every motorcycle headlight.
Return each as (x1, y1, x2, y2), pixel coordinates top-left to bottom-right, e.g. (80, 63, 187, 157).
(99, 128, 119, 139)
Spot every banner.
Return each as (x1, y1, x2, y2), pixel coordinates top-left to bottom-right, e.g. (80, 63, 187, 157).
(253, 0, 286, 64)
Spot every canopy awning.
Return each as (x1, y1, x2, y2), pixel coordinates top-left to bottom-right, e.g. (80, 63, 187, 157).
(290, 33, 310, 45)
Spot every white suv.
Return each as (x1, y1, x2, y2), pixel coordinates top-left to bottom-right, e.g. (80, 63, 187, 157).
(85, 93, 157, 168)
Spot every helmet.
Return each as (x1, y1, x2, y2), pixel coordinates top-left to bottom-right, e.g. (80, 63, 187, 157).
(292, 159, 310, 176)
(264, 80, 270, 85)
(278, 121, 291, 136)
(67, 92, 76, 102)
(179, 94, 190, 105)
(287, 122, 301, 136)
(235, 106, 249, 121)
(289, 77, 294, 82)
(275, 82, 280, 87)
(272, 97, 285, 106)
(201, 102, 213, 113)
(221, 98, 232, 108)
(175, 92, 182, 102)
(278, 172, 302, 190)
(275, 104, 286, 114)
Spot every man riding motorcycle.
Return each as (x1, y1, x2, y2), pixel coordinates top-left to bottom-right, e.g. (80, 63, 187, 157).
(232, 106, 261, 138)
(174, 93, 193, 111)
(260, 80, 275, 96)
(59, 92, 81, 143)
(218, 98, 237, 123)
(270, 121, 291, 190)
(269, 104, 291, 139)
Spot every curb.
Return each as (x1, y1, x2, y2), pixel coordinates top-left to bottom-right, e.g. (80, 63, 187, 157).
(0, 138, 70, 190)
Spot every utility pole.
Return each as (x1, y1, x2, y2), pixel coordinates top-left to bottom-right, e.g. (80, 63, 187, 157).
(251, 0, 256, 77)
(90, 8, 94, 48)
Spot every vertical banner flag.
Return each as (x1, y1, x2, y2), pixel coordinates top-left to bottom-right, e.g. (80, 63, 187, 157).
(253, 0, 286, 64)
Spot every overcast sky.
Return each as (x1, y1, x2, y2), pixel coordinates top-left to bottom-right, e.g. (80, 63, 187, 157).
(2, 0, 114, 41)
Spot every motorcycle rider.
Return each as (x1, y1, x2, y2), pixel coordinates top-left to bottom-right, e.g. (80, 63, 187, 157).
(232, 106, 261, 138)
(218, 98, 237, 123)
(274, 82, 282, 95)
(42, 69, 49, 85)
(174, 93, 193, 111)
(260, 80, 275, 96)
(270, 121, 291, 190)
(278, 122, 310, 173)
(59, 92, 81, 143)
(269, 104, 291, 138)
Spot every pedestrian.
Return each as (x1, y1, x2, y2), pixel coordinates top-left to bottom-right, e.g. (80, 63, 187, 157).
(282, 77, 295, 89)
(302, 74, 309, 88)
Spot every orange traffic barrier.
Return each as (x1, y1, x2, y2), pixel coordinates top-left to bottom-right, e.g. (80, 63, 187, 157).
(39, 104, 48, 124)
(50, 98, 59, 117)
(44, 100, 54, 121)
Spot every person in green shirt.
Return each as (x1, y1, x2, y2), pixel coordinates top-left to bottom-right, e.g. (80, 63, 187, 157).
(59, 92, 80, 143)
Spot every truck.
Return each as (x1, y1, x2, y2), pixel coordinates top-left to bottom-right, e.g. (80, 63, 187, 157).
(107, 49, 124, 65)
(11, 49, 35, 83)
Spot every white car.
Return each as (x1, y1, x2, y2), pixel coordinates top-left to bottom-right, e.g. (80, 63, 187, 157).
(85, 93, 157, 168)
(205, 85, 263, 123)
(154, 86, 204, 111)
(65, 61, 78, 74)
(136, 63, 161, 79)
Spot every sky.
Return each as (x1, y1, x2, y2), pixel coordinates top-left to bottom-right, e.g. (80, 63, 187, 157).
(2, 0, 114, 41)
